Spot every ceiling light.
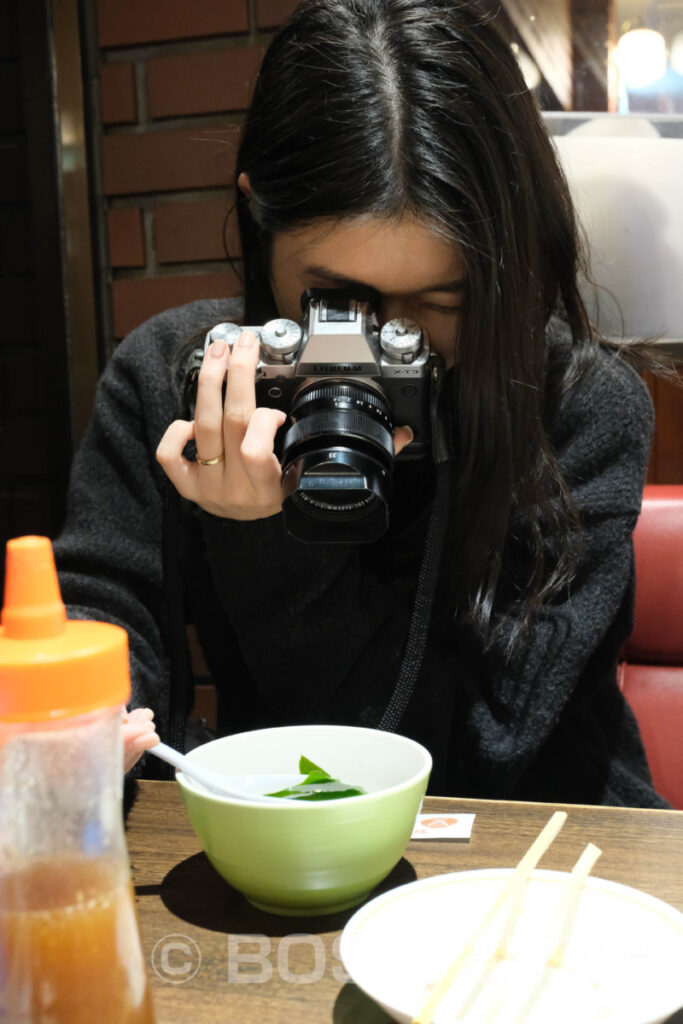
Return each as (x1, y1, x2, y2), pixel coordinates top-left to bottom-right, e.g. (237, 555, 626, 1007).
(615, 26, 667, 89)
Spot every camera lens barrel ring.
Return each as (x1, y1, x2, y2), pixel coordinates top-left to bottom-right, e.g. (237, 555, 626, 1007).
(299, 381, 388, 411)
(283, 408, 394, 457)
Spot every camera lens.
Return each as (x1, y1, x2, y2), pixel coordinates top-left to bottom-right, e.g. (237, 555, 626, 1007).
(280, 380, 395, 542)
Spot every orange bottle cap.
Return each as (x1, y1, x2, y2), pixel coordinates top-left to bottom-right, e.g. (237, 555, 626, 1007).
(0, 536, 130, 722)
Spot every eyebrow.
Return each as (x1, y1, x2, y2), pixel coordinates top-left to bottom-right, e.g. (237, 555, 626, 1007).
(304, 265, 468, 295)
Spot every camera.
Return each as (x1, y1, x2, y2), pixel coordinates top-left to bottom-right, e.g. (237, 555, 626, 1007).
(187, 288, 446, 543)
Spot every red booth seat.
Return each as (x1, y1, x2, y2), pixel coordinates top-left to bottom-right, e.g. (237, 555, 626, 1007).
(618, 485, 683, 809)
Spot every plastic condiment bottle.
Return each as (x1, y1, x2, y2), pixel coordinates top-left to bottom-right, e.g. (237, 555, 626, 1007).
(0, 536, 156, 1024)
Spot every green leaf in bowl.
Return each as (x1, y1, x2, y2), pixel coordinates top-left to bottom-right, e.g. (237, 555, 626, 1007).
(266, 756, 367, 801)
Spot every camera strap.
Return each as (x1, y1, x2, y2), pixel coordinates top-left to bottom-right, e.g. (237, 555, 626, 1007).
(377, 456, 452, 732)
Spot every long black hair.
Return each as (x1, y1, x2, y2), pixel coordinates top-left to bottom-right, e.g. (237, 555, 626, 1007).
(231, 0, 636, 641)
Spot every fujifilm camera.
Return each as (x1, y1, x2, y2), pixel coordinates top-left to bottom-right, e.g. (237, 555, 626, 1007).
(186, 288, 447, 543)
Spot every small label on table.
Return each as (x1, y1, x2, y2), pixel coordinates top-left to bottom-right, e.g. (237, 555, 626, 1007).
(411, 812, 475, 841)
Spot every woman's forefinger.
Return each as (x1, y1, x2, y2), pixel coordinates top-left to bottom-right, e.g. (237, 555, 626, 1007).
(194, 338, 230, 461)
(223, 331, 260, 450)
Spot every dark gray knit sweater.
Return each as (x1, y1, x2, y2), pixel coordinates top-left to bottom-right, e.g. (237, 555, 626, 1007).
(53, 300, 669, 808)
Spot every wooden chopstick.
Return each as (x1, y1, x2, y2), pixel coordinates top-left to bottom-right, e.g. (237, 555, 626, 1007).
(546, 841, 602, 968)
(456, 818, 592, 1023)
(505, 841, 603, 1024)
(412, 810, 568, 1024)
(434, 839, 602, 1024)
(494, 838, 602, 963)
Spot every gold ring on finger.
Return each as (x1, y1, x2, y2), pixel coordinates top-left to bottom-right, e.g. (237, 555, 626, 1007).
(196, 453, 225, 466)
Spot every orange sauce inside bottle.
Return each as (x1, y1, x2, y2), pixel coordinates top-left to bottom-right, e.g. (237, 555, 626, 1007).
(0, 855, 156, 1024)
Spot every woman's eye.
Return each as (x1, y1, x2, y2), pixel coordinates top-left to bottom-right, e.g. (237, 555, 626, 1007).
(422, 303, 462, 315)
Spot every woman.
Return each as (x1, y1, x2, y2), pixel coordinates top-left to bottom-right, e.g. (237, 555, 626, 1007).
(54, 0, 668, 805)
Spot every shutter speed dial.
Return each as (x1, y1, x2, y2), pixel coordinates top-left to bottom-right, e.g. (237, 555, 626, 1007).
(379, 319, 423, 363)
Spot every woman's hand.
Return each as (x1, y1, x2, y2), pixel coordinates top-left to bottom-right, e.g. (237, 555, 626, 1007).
(156, 331, 286, 520)
(156, 330, 414, 521)
(122, 706, 159, 773)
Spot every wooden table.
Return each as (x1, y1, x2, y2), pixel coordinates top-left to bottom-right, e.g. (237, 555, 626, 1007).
(127, 780, 683, 1024)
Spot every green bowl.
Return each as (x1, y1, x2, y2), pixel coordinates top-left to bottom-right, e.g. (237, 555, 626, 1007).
(176, 724, 432, 916)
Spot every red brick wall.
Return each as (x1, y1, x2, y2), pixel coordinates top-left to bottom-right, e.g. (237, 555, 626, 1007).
(94, 0, 298, 344)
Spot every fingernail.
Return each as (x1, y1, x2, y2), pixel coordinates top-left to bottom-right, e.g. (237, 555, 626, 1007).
(239, 330, 257, 348)
(210, 339, 226, 358)
(403, 425, 414, 443)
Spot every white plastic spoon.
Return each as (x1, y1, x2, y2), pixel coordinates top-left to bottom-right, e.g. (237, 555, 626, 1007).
(148, 741, 305, 802)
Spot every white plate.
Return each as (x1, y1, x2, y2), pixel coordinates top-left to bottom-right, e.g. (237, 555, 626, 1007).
(339, 869, 683, 1024)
